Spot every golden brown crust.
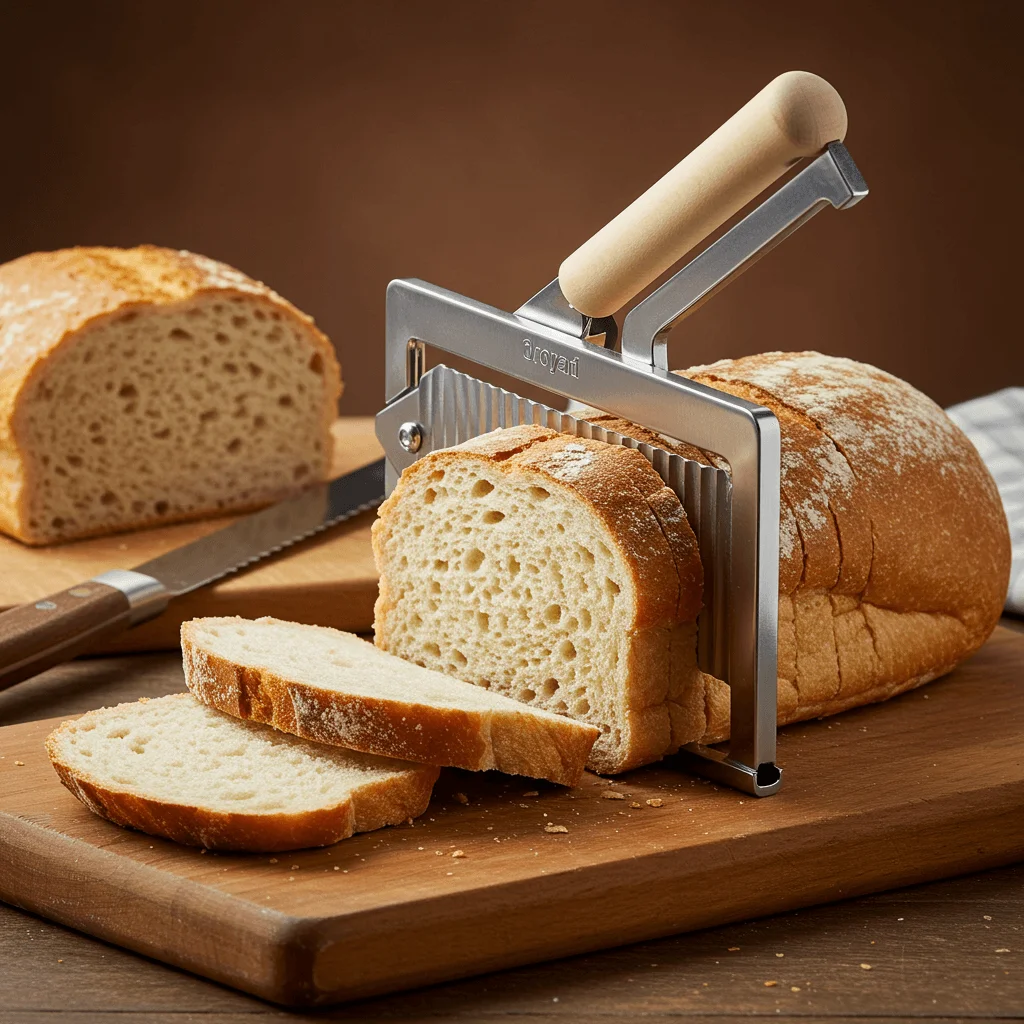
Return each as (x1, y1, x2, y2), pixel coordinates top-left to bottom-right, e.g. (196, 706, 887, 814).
(182, 618, 598, 787)
(46, 755, 356, 852)
(44, 713, 435, 852)
(0, 245, 342, 544)
(372, 425, 705, 774)
(673, 351, 1011, 739)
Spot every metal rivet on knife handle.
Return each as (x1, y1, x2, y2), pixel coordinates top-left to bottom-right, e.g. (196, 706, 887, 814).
(0, 583, 134, 693)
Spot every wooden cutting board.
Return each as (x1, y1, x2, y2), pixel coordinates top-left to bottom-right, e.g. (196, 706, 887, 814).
(0, 627, 1021, 1008)
(0, 418, 382, 651)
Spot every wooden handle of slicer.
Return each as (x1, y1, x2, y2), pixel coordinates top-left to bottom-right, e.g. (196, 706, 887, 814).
(558, 71, 848, 319)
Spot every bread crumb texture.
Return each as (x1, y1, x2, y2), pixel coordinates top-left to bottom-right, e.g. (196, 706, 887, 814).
(45, 693, 436, 851)
(0, 246, 341, 544)
(677, 351, 1010, 740)
(372, 424, 705, 774)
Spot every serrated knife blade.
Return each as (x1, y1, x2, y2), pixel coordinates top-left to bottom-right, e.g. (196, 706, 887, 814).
(0, 458, 385, 692)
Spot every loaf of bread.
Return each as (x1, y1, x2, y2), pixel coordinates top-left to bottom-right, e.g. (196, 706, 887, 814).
(672, 351, 1010, 740)
(371, 425, 704, 774)
(373, 353, 1010, 768)
(0, 245, 341, 545)
(46, 694, 438, 851)
(183, 615, 600, 785)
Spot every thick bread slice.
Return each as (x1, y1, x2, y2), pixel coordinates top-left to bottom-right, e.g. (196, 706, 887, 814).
(183, 616, 599, 786)
(372, 425, 704, 775)
(45, 694, 437, 852)
(0, 245, 342, 545)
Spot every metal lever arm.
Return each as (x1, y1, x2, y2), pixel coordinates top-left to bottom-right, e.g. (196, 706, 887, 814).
(621, 142, 868, 368)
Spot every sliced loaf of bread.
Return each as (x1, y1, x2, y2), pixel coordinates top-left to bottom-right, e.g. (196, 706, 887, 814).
(0, 246, 342, 545)
(371, 425, 704, 775)
(182, 616, 600, 786)
(46, 694, 438, 851)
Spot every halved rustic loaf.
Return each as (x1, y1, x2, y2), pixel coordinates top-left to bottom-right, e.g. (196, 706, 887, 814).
(371, 425, 704, 775)
(0, 245, 342, 545)
(46, 694, 437, 851)
(182, 616, 599, 786)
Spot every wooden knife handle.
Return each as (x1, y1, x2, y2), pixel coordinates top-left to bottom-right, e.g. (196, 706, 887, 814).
(558, 71, 848, 318)
(0, 583, 133, 692)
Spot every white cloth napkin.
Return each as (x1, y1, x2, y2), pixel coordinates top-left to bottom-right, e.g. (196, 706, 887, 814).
(947, 388, 1024, 615)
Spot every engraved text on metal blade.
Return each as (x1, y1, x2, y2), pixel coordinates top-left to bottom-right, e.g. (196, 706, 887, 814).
(133, 459, 386, 597)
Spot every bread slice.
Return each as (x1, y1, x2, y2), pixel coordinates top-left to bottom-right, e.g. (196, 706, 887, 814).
(0, 245, 342, 545)
(46, 693, 437, 851)
(182, 616, 599, 786)
(371, 425, 704, 775)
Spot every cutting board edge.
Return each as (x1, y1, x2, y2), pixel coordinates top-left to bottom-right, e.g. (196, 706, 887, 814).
(0, 811, 313, 1005)
(3, 773, 1022, 1008)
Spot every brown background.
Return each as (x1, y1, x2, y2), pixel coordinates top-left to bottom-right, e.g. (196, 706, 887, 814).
(1, 0, 1021, 415)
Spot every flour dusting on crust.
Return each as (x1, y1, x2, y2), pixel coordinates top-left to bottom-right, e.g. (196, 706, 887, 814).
(542, 443, 596, 482)
(689, 351, 968, 484)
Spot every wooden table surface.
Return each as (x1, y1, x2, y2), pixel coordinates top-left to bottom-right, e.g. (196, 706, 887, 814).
(2, 627, 1021, 1023)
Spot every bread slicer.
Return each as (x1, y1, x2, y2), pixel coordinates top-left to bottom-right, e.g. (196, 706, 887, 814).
(376, 72, 868, 796)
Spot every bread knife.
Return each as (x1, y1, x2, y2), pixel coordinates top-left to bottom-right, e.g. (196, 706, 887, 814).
(0, 458, 385, 691)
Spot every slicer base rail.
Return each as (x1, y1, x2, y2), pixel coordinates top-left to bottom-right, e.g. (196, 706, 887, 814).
(676, 745, 783, 797)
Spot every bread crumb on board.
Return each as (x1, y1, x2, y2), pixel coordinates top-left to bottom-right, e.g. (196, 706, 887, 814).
(601, 791, 626, 801)
(646, 797, 664, 807)
(451, 849, 466, 858)
(545, 823, 569, 833)
(764, 980, 777, 987)
(454, 792, 469, 805)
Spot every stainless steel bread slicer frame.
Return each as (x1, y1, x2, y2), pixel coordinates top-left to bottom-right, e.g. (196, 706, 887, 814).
(377, 142, 868, 796)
